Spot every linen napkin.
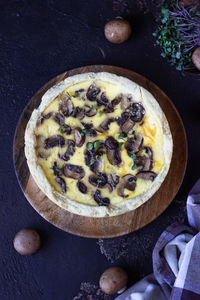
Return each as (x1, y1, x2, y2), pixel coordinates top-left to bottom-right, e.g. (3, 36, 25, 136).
(116, 179, 200, 300)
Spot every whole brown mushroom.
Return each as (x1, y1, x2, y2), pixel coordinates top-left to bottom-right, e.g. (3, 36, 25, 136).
(192, 47, 200, 71)
(104, 19, 132, 44)
(13, 228, 41, 255)
(99, 267, 128, 295)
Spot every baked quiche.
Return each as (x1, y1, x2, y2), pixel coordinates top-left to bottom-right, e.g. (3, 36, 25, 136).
(25, 72, 173, 217)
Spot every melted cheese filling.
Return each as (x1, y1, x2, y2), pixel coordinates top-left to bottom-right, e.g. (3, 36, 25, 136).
(35, 80, 164, 206)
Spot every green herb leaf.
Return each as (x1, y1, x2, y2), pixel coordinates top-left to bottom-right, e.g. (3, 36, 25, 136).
(80, 129, 87, 136)
(64, 124, 69, 128)
(97, 179, 102, 183)
(131, 164, 137, 171)
(94, 141, 100, 149)
(88, 142, 93, 150)
(118, 142, 124, 147)
(60, 128, 64, 134)
(90, 158, 95, 165)
(131, 153, 136, 160)
(118, 133, 125, 139)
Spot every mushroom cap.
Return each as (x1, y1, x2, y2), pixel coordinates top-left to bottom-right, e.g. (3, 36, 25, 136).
(99, 267, 128, 295)
(192, 47, 200, 71)
(13, 228, 41, 255)
(104, 19, 132, 44)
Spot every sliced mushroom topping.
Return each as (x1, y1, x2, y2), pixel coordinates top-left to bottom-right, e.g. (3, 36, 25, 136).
(116, 112, 129, 127)
(44, 135, 65, 149)
(104, 94, 122, 113)
(88, 129, 98, 137)
(135, 147, 153, 171)
(129, 103, 145, 123)
(86, 84, 101, 101)
(74, 127, 85, 147)
(121, 94, 133, 110)
(38, 152, 50, 159)
(121, 118, 135, 134)
(107, 174, 120, 192)
(105, 136, 121, 165)
(55, 176, 67, 193)
(117, 174, 137, 197)
(59, 139, 75, 161)
(81, 122, 93, 130)
(89, 173, 107, 188)
(63, 164, 85, 180)
(40, 112, 52, 125)
(55, 113, 65, 126)
(76, 108, 85, 120)
(59, 99, 73, 117)
(93, 190, 110, 206)
(77, 181, 87, 194)
(105, 136, 118, 150)
(84, 105, 97, 117)
(52, 162, 63, 177)
(75, 89, 85, 96)
(98, 118, 114, 133)
(97, 92, 109, 106)
(84, 150, 99, 172)
(125, 133, 143, 155)
(136, 171, 157, 181)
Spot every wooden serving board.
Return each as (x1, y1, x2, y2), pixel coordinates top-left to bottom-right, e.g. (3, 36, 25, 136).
(13, 65, 187, 238)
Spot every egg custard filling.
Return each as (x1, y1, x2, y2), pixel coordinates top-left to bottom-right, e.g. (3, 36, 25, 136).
(25, 73, 172, 217)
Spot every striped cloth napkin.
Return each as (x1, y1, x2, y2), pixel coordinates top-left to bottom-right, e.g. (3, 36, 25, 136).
(116, 179, 200, 300)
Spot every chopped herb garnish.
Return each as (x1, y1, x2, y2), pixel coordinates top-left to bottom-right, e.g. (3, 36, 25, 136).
(77, 107, 81, 112)
(91, 105, 97, 111)
(118, 142, 124, 147)
(66, 91, 70, 96)
(64, 124, 69, 128)
(95, 155, 99, 159)
(97, 179, 102, 183)
(80, 129, 87, 136)
(131, 153, 136, 160)
(99, 111, 102, 116)
(94, 141, 100, 149)
(131, 164, 137, 171)
(98, 151, 103, 156)
(118, 133, 125, 139)
(60, 128, 64, 134)
(90, 158, 95, 165)
(88, 142, 93, 150)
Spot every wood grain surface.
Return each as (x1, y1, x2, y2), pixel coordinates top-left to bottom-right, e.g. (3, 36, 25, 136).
(13, 65, 187, 238)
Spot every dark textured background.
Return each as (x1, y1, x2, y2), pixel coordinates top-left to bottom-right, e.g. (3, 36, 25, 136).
(0, 0, 200, 299)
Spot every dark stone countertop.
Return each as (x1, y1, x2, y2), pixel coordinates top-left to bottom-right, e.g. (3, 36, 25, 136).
(0, 0, 200, 299)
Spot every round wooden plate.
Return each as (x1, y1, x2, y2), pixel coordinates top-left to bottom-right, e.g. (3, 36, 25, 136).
(13, 65, 187, 238)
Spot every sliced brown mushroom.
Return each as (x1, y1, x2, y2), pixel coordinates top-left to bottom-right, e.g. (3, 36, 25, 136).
(89, 173, 108, 188)
(104, 94, 122, 113)
(58, 139, 75, 161)
(74, 127, 85, 147)
(54, 113, 65, 126)
(63, 164, 85, 180)
(59, 98, 74, 117)
(129, 103, 145, 123)
(117, 174, 137, 197)
(77, 181, 88, 194)
(84, 105, 97, 117)
(116, 112, 129, 127)
(93, 190, 110, 206)
(97, 92, 109, 106)
(40, 112, 52, 125)
(121, 94, 133, 110)
(44, 135, 65, 149)
(36, 135, 50, 159)
(125, 133, 143, 155)
(136, 171, 157, 181)
(121, 118, 135, 134)
(84, 150, 99, 172)
(105, 136, 121, 165)
(88, 129, 98, 137)
(86, 84, 101, 101)
(75, 89, 85, 96)
(76, 108, 85, 120)
(55, 176, 67, 193)
(135, 147, 153, 171)
(98, 118, 114, 133)
(107, 174, 120, 192)
(52, 162, 63, 177)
